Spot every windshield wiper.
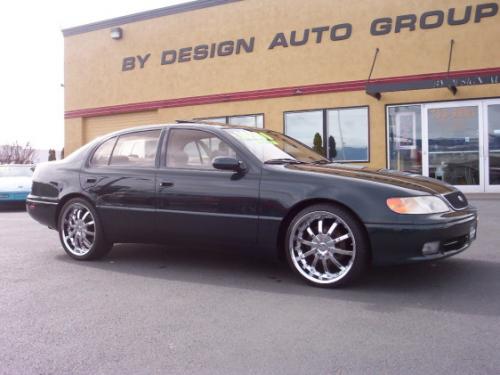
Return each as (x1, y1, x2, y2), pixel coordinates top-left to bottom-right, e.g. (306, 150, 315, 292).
(264, 158, 308, 165)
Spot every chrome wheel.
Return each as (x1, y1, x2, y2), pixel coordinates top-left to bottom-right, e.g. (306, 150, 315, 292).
(289, 210, 356, 285)
(62, 203, 96, 256)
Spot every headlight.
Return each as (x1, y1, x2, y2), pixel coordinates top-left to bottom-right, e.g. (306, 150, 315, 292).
(386, 196, 449, 214)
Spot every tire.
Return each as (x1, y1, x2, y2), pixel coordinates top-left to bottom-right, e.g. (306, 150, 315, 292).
(285, 203, 369, 288)
(58, 198, 112, 260)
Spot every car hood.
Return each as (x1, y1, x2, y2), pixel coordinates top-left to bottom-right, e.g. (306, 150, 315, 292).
(285, 163, 455, 195)
(0, 176, 32, 191)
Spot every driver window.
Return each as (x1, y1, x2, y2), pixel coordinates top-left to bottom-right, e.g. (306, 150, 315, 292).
(166, 129, 236, 169)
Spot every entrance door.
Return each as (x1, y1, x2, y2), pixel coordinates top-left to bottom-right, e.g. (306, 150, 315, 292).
(423, 101, 484, 193)
(485, 100, 500, 192)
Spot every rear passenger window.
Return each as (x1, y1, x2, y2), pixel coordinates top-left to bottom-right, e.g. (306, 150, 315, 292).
(90, 137, 117, 167)
(110, 130, 161, 167)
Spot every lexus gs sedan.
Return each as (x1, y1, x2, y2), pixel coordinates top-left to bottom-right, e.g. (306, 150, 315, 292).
(27, 123, 477, 287)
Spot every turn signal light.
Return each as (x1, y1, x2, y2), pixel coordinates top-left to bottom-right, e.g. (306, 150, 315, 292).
(386, 196, 449, 214)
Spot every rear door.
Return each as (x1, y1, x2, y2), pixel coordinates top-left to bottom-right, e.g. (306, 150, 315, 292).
(155, 127, 260, 246)
(80, 129, 162, 242)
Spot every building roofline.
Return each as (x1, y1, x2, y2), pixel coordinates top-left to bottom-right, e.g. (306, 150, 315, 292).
(62, 0, 242, 37)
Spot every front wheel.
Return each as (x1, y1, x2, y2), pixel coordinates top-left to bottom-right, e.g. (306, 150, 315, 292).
(58, 198, 112, 260)
(285, 204, 369, 287)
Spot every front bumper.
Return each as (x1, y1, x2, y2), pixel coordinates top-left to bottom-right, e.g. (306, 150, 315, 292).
(367, 208, 478, 266)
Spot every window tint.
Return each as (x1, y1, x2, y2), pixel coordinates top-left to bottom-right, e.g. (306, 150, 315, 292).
(90, 137, 117, 167)
(109, 130, 161, 167)
(166, 129, 236, 169)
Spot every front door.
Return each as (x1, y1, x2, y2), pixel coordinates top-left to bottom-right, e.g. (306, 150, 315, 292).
(155, 127, 260, 247)
(423, 101, 484, 193)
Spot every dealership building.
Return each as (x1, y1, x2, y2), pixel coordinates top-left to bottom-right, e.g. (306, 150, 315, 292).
(63, 0, 500, 193)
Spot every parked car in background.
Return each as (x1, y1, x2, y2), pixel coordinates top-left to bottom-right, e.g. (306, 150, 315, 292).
(0, 164, 34, 204)
(26, 123, 478, 287)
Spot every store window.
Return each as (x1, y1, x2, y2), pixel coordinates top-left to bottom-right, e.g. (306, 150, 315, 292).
(198, 114, 264, 128)
(284, 107, 369, 162)
(387, 105, 423, 175)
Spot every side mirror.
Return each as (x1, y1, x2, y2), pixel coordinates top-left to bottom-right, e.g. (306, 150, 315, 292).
(212, 157, 246, 172)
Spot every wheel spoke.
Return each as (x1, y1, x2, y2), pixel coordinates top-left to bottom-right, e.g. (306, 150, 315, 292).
(82, 238, 92, 249)
(318, 220, 323, 234)
(300, 249, 317, 259)
(333, 233, 350, 244)
(85, 221, 95, 227)
(322, 259, 330, 275)
(298, 238, 315, 247)
(311, 255, 319, 269)
(306, 227, 315, 237)
(333, 248, 353, 256)
(328, 254, 345, 271)
(81, 211, 90, 221)
(326, 221, 338, 236)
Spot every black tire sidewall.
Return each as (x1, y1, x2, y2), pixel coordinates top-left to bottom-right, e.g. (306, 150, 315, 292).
(285, 203, 369, 288)
(58, 198, 110, 260)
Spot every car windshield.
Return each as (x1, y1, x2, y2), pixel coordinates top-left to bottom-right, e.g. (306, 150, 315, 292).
(0, 166, 33, 177)
(224, 128, 329, 164)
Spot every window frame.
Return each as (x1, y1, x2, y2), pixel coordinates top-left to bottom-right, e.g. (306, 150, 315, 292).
(283, 105, 370, 163)
(86, 128, 164, 170)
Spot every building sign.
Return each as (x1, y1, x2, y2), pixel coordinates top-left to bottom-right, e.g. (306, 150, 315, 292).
(121, 2, 498, 71)
(366, 73, 500, 95)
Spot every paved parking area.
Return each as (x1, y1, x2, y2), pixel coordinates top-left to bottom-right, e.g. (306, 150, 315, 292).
(1, 197, 500, 375)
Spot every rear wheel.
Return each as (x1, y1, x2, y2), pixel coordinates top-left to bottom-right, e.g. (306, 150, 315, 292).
(285, 204, 369, 287)
(58, 198, 112, 260)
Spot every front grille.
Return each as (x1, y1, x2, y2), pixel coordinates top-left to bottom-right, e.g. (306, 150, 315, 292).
(443, 191, 468, 210)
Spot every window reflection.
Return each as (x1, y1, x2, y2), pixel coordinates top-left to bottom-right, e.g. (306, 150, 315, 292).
(388, 105, 422, 174)
(488, 104, 500, 185)
(327, 108, 369, 162)
(428, 106, 479, 185)
(284, 108, 369, 162)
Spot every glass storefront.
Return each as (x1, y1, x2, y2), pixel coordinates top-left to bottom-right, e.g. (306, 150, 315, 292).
(388, 99, 500, 193)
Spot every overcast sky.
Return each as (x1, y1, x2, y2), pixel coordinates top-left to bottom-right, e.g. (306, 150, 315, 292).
(0, 0, 189, 150)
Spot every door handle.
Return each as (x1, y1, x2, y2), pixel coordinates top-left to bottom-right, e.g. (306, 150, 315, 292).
(160, 181, 174, 188)
(86, 177, 97, 183)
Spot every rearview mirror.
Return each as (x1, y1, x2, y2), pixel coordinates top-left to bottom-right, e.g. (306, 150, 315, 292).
(212, 157, 246, 172)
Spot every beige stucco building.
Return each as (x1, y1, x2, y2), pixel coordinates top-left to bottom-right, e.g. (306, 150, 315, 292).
(63, 0, 500, 192)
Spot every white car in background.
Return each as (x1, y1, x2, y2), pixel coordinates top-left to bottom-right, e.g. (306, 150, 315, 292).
(0, 164, 34, 204)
